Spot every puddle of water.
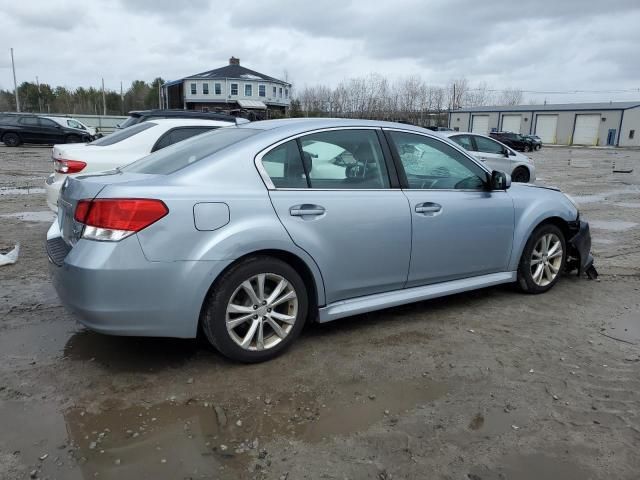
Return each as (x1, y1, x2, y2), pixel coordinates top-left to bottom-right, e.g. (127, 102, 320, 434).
(0, 186, 45, 195)
(0, 211, 56, 223)
(589, 220, 638, 232)
(603, 313, 640, 345)
(0, 322, 80, 362)
(469, 453, 595, 480)
(0, 378, 446, 479)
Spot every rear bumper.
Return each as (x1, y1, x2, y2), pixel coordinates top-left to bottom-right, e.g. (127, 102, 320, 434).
(567, 220, 595, 275)
(47, 222, 227, 338)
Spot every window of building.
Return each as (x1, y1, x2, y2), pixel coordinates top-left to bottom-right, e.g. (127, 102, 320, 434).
(215, 83, 222, 95)
(259, 85, 266, 97)
(279, 87, 283, 98)
(230, 83, 238, 96)
(285, 88, 289, 98)
(202, 83, 209, 95)
(245, 84, 252, 96)
(190, 83, 197, 95)
(272, 86, 277, 97)
(630, 129, 636, 139)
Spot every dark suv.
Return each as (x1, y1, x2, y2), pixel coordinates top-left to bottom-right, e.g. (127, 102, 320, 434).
(0, 113, 92, 147)
(489, 131, 534, 152)
(117, 109, 244, 129)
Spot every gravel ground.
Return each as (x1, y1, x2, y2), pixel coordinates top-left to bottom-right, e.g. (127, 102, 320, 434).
(0, 144, 639, 480)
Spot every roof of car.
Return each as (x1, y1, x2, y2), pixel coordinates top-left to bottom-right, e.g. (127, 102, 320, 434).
(236, 117, 437, 136)
(145, 118, 239, 127)
(128, 109, 237, 122)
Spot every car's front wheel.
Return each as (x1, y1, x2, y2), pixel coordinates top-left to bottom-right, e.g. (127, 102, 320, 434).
(201, 256, 308, 362)
(511, 167, 530, 183)
(517, 224, 566, 293)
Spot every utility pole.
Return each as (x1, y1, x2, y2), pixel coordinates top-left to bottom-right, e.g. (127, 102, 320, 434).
(10, 48, 20, 112)
(452, 83, 456, 110)
(120, 81, 124, 115)
(158, 79, 162, 109)
(101, 78, 107, 115)
(36, 75, 42, 112)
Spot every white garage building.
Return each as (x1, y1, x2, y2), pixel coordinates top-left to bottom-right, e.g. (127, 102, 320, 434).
(448, 101, 640, 147)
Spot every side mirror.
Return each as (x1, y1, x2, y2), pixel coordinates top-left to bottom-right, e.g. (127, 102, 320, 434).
(503, 148, 510, 158)
(491, 170, 511, 190)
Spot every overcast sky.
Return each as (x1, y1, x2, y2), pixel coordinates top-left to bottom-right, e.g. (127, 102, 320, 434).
(0, 0, 639, 103)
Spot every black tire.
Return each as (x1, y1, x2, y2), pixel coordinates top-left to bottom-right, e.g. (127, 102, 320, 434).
(517, 223, 566, 294)
(511, 167, 530, 183)
(525, 144, 532, 152)
(65, 134, 82, 144)
(535, 144, 542, 151)
(201, 255, 309, 363)
(2, 133, 21, 147)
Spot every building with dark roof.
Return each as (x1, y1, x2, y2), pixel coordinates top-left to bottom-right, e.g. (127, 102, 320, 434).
(448, 101, 640, 146)
(162, 57, 291, 117)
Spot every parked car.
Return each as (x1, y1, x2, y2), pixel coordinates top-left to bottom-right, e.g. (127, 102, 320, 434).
(44, 116, 97, 138)
(443, 132, 536, 183)
(45, 118, 235, 212)
(489, 131, 535, 152)
(522, 134, 543, 150)
(47, 118, 595, 363)
(116, 109, 248, 129)
(0, 113, 92, 147)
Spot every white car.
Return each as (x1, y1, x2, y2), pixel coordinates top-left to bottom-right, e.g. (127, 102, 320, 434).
(442, 132, 536, 183)
(45, 118, 235, 212)
(43, 116, 97, 138)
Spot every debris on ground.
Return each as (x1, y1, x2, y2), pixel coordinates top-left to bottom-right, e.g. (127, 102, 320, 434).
(0, 244, 19, 266)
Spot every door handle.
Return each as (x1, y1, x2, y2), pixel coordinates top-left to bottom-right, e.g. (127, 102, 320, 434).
(290, 204, 326, 217)
(415, 203, 442, 215)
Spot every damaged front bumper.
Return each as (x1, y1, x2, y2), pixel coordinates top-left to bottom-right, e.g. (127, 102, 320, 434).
(567, 220, 598, 279)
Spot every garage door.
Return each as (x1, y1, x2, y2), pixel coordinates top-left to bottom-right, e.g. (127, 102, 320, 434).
(573, 114, 601, 145)
(471, 115, 489, 135)
(502, 115, 521, 133)
(535, 115, 558, 144)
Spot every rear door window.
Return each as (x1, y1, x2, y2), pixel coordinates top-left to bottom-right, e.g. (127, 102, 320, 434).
(89, 122, 156, 146)
(298, 129, 390, 189)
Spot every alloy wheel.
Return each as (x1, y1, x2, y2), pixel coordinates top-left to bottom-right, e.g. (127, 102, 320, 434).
(225, 273, 298, 351)
(530, 233, 563, 286)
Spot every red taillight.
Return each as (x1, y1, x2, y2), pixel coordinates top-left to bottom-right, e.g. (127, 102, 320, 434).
(74, 199, 168, 232)
(55, 159, 86, 174)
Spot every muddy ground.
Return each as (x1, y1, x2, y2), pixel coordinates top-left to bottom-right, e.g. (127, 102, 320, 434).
(1, 144, 639, 480)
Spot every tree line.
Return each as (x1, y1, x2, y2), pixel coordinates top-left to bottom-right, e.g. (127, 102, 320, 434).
(0, 78, 165, 116)
(289, 74, 523, 126)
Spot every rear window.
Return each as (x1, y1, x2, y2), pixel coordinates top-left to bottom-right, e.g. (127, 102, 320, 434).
(89, 122, 156, 146)
(122, 127, 258, 175)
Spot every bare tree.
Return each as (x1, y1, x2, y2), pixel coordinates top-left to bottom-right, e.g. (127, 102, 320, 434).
(496, 87, 523, 106)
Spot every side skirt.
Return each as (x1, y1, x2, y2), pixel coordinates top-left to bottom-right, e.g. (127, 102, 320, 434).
(318, 271, 517, 323)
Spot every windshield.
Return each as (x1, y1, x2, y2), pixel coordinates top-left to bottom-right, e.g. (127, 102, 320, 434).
(89, 122, 156, 146)
(122, 127, 258, 175)
(117, 116, 139, 129)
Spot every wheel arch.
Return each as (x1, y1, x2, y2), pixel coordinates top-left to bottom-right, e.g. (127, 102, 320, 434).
(198, 248, 325, 330)
(510, 214, 573, 271)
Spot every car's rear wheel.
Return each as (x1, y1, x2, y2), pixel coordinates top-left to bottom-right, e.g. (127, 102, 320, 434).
(2, 133, 21, 147)
(511, 167, 530, 183)
(201, 256, 308, 362)
(65, 134, 82, 144)
(517, 224, 566, 294)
